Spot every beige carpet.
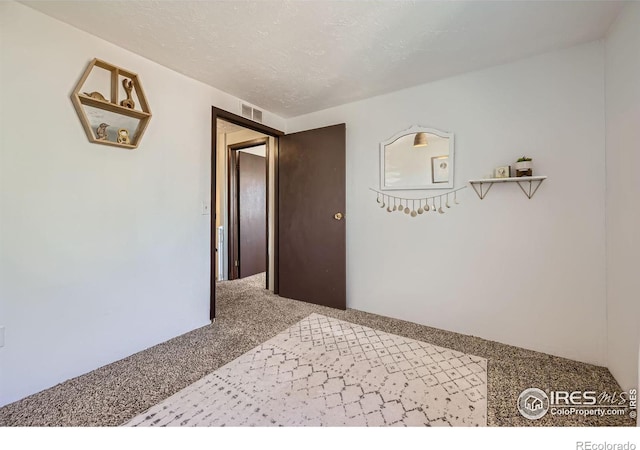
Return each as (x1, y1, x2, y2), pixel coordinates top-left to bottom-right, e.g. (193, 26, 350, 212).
(2, 274, 631, 426)
(125, 313, 487, 427)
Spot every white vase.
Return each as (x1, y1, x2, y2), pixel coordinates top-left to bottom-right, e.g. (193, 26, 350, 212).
(515, 161, 533, 171)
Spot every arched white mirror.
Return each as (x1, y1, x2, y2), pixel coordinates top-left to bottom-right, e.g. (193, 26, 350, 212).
(380, 126, 455, 190)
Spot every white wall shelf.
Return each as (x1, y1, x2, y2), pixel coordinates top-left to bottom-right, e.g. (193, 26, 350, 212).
(468, 176, 547, 199)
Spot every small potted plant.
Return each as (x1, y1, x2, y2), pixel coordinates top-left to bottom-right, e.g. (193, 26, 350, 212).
(514, 156, 533, 177)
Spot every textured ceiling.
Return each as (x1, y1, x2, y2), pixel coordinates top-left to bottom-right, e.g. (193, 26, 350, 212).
(23, 1, 624, 118)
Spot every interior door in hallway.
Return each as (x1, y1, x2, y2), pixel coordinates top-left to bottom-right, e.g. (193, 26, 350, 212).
(278, 124, 346, 310)
(238, 151, 267, 278)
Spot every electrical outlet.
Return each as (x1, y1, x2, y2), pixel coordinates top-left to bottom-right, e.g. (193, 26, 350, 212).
(202, 200, 210, 215)
(0, 326, 5, 348)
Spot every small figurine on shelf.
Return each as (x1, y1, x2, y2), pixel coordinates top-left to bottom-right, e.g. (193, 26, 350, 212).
(117, 128, 131, 145)
(96, 123, 109, 140)
(514, 156, 533, 177)
(83, 91, 107, 101)
(120, 79, 135, 109)
(494, 166, 510, 178)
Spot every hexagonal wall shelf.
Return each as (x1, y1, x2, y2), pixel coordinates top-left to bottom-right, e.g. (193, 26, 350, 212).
(71, 58, 151, 149)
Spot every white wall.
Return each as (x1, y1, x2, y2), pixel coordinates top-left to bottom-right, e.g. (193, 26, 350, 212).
(605, 2, 640, 392)
(288, 42, 607, 366)
(0, 2, 283, 407)
(239, 145, 267, 158)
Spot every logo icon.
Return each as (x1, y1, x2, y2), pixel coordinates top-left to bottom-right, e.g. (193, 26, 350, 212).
(518, 388, 550, 420)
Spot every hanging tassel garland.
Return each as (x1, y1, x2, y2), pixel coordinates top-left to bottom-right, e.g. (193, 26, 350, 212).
(369, 186, 467, 217)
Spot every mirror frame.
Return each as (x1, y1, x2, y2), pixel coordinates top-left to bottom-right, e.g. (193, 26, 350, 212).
(379, 125, 455, 190)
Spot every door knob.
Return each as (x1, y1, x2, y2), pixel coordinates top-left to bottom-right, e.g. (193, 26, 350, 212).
(334, 212, 344, 220)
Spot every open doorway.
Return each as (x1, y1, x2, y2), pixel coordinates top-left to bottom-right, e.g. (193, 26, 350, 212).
(211, 109, 283, 320)
(211, 107, 346, 322)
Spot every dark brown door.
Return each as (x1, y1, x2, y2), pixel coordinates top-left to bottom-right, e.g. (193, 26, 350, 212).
(278, 124, 346, 310)
(238, 151, 267, 278)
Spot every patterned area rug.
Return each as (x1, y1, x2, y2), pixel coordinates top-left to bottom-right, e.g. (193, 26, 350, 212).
(125, 313, 487, 426)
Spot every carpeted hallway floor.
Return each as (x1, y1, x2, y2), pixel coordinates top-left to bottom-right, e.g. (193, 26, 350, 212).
(0, 273, 633, 426)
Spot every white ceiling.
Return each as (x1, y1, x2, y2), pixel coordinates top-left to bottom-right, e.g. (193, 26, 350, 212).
(23, 1, 624, 118)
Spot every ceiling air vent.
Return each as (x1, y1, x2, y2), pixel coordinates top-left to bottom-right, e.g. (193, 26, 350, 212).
(252, 108, 263, 123)
(239, 101, 263, 123)
(240, 102, 252, 119)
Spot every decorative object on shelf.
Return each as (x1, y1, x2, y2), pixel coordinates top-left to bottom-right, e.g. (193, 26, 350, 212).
(380, 125, 455, 190)
(95, 122, 109, 140)
(83, 91, 107, 102)
(514, 156, 533, 177)
(120, 78, 136, 109)
(468, 176, 547, 200)
(431, 156, 449, 183)
(494, 166, 510, 178)
(117, 128, 131, 145)
(370, 186, 466, 217)
(71, 58, 151, 149)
